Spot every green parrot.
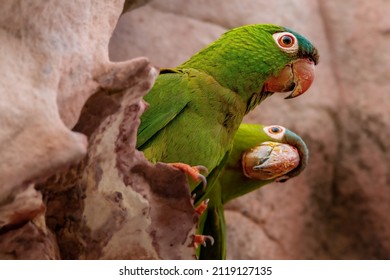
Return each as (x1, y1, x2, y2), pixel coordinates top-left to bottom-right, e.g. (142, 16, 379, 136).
(136, 24, 318, 198)
(197, 123, 309, 260)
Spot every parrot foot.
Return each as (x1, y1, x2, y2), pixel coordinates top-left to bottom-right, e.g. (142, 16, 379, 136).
(194, 198, 209, 216)
(192, 234, 214, 249)
(168, 163, 208, 189)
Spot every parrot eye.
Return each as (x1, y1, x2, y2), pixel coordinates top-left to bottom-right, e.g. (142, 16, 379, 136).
(273, 32, 298, 54)
(268, 126, 282, 134)
(263, 125, 285, 140)
(279, 35, 294, 47)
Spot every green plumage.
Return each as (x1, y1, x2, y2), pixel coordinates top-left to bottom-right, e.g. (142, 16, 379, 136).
(137, 24, 317, 198)
(198, 123, 309, 260)
(136, 24, 317, 193)
(138, 68, 245, 171)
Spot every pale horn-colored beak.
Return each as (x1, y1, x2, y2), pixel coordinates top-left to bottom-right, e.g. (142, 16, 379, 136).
(242, 141, 300, 181)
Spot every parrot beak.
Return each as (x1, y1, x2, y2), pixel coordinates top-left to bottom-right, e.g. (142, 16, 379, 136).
(263, 58, 315, 99)
(242, 142, 300, 181)
(285, 58, 316, 99)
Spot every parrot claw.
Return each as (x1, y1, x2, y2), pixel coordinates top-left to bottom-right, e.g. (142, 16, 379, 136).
(194, 165, 209, 174)
(193, 234, 214, 249)
(168, 163, 208, 189)
(193, 165, 208, 190)
(194, 198, 209, 216)
(198, 174, 208, 190)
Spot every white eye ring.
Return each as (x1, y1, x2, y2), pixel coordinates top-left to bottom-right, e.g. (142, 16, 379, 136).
(272, 32, 299, 54)
(263, 125, 286, 140)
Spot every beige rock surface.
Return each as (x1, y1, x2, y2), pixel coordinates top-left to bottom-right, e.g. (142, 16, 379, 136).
(40, 73, 197, 259)
(318, 0, 390, 259)
(0, 217, 60, 260)
(0, 0, 121, 197)
(0, 0, 122, 227)
(109, 0, 390, 259)
(1, 0, 199, 260)
(109, 5, 225, 67)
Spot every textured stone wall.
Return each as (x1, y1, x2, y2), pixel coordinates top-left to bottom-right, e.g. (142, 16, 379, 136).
(0, 0, 196, 259)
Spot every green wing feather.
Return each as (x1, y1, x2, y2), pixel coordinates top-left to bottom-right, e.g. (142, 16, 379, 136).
(137, 69, 191, 149)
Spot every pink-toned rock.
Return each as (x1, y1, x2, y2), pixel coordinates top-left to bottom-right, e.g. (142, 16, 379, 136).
(1, 0, 200, 260)
(318, 0, 390, 259)
(39, 71, 198, 259)
(0, 0, 126, 227)
(151, 0, 320, 31)
(109, 5, 225, 67)
(0, 184, 44, 228)
(0, 215, 60, 260)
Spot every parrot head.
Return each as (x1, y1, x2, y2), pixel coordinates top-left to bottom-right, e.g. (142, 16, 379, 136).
(260, 27, 319, 99)
(179, 24, 319, 111)
(242, 125, 309, 182)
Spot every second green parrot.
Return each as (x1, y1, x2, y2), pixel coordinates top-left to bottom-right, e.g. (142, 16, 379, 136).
(197, 123, 309, 259)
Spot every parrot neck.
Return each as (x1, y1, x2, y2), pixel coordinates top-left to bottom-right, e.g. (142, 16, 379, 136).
(221, 170, 272, 204)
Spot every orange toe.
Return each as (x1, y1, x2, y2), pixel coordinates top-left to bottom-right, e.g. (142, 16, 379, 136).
(194, 199, 209, 216)
(168, 163, 208, 188)
(193, 234, 214, 249)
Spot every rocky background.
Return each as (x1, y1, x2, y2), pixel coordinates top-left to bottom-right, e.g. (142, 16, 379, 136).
(1, 0, 389, 259)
